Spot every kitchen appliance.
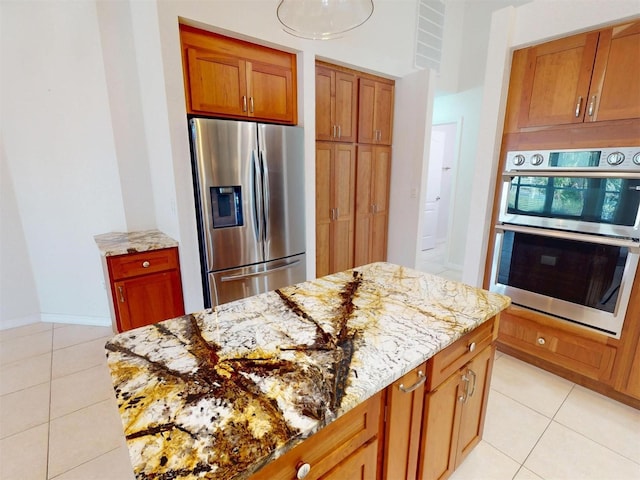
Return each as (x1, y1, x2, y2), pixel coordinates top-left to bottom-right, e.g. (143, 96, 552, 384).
(490, 146, 640, 338)
(190, 117, 306, 308)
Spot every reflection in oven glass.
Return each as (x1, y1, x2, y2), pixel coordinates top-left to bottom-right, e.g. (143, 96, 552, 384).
(498, 231, 626, 313)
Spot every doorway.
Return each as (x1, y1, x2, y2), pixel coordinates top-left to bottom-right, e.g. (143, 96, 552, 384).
(419, 121, 460, 279)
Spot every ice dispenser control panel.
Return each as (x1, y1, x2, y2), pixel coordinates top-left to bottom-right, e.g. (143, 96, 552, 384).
(210, 186, 243, 228)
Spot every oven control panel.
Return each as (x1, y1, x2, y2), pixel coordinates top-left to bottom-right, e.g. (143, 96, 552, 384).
(505, 146, 640, 171)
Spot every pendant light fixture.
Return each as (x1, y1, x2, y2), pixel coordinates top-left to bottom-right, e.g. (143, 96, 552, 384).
(277, 0, 374, 40)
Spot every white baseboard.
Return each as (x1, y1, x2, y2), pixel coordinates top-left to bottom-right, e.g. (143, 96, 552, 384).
(41, 313, 111, 327)
(0, 313, 42, 331)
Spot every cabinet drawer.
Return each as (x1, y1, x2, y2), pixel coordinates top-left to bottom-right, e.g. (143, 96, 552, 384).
(498, 311, 617, 382)
(250, 392, 381, 480)
(427, 316, 498, 390)
(108, 248, 179, 280)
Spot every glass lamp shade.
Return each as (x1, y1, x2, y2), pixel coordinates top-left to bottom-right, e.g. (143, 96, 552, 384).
(277, 0, 374, 40)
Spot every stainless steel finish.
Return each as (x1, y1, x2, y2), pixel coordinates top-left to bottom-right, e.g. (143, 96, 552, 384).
(242, 95, 247, 112)
(490, 224, 639, 338)
(505, 146, 640, 172)
(575, 95, 583, 117)
(503, 170, 640, 179)
(399, 370, 426, 393)
(530, 153, 544, 166)
(250, 96, 254, 113)
(607, 152, 625, 166)
(498, 173, 640, 239)
(209, 254, 306, 307)
(337, 125, 341, 139)
(191, 118, 306, 308)
(142, 261, 150, 268)
(634, 153, 640, 166)
(332, 125, 336, 138)
(117, 286, 125, 303)
(466, 369, 476, 397)
(588, 95, 596, 116)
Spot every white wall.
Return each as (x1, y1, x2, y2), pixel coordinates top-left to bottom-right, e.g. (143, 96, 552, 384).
(463, 0, 640, 287)
(0, 0, 427, 327)
(1, 1, 128, 328)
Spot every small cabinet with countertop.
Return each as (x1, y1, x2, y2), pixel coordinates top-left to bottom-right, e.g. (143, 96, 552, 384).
(95, 230, 185, 333)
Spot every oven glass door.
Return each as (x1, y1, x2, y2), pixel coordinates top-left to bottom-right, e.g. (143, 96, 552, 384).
(491, 225, 639, 338)
(500, 174, 640, 237)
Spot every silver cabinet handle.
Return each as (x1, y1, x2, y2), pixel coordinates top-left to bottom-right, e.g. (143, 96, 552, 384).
(467, 368, 477, 398)
(296, 462, 311, 479)
(337, 125, 341, 139)
(399, 370, 426, 393)
(588, 95, 596, 117)
(468, 341, 476, 352)
(332, 125, 336, 138)
(250, 96, 254, 113)
(117, 286, 125, 303)
(142, 261, 150, 268)
(537, 337, 546, 345)
(242, 95, 247, 112)
(575, 96, 583, 117)
(334, 207, 339, 219)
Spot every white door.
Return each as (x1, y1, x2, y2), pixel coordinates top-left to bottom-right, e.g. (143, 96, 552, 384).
(421, 130, 445, 250)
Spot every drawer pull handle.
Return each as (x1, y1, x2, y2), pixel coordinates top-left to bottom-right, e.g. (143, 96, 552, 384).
(399, 370, 426, 393)
(296, 462, 311, 479)
(537, 337, 546, 345)
(117, 286, 125, 303)
(468, 341, 476, 353)
(142, 261, 150, 268)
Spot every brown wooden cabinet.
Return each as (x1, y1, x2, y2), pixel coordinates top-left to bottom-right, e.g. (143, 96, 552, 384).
(249, 392, 381, 480)
(516, 20, 640, 129)
(106, 248, 185, 333)
(316, 142, 357, 277)
(358, 78, 394, 145)
(180, 24, 297, 124)
(316, 64, 358, 142)
(382, 316, 498, 480)
(354, 145, 391, 267)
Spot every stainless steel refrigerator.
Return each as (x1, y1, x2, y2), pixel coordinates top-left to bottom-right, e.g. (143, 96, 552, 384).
(189, 117, 306, 308)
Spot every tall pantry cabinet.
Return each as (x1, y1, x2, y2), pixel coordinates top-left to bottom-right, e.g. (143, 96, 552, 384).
(315, 61, 394, 277)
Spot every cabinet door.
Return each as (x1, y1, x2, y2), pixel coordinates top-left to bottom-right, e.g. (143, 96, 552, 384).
(382, 364, 426, 480)
(247, 60, 295, 123)
(418, 370, 463, 480)
(358, 79, 395, 145)
(315, 143, 356, 277)
(316, 66, 335, 141)
(455, 345, 494, 466)
(332, 144, 356, 274)
(334, 71, 358, 142)
(321, 439, 378, 480)
(354, 146, 391, 267)
(316, 142, 333, 278)
(588, 21, 640, 122)
(517, 32, 599, 128)
(114, 270, 185, 332)
(186, 48, 247, 116)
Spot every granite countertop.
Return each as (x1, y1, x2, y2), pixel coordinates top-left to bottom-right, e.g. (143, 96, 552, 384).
(105, 262, 510, 480)
(94, 230, 178, 257)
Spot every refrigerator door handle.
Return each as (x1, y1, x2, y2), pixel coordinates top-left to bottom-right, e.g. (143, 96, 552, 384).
(260, 148, 270, 243)
(251, 149, 263, 246)
(220, 260, 301, 282)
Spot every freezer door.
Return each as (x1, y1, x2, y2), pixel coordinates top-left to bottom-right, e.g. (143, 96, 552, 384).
(191, 118, 263, 272)
(258, 124, 306, 262)
(209, 254, 306, 307)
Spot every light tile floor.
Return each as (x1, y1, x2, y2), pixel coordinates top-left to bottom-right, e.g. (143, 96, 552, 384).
(1, 322, 639, 479)
(417, 243, 462, 282)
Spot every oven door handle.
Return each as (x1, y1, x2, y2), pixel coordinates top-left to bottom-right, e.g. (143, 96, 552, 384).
(495, 224, 640, 252)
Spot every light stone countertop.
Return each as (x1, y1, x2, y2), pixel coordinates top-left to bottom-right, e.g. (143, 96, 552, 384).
(105, 262, 510, 480)
(94, 230, 178, 257)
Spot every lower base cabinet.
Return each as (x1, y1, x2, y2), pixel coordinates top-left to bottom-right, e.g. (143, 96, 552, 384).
(249, 318, 498, 480)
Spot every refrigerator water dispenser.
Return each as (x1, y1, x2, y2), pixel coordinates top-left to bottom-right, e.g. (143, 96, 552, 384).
(210, 186, 243, 228)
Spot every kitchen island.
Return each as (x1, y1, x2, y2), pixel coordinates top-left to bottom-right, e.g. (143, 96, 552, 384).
(105, 262, 510, 480)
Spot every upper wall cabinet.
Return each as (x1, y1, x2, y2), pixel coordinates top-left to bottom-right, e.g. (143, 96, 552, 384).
(315, 63, 358, 142)
(179, 24, 297, 125)
(358, 78, 395, 145)
(515, 20, 640, 130)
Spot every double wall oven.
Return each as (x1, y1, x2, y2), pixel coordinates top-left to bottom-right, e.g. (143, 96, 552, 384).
(490, 146, 640, 338)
